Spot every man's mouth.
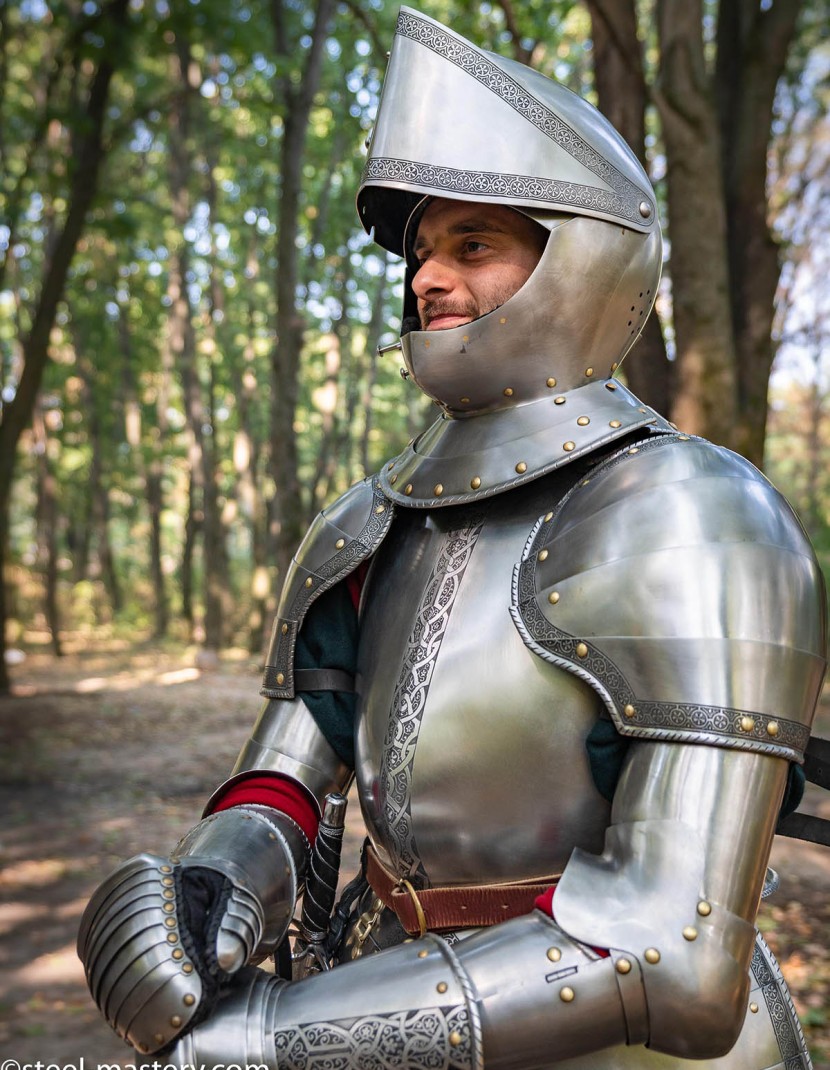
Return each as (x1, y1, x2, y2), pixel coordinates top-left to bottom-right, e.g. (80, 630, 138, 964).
(421, 301, 477, 331)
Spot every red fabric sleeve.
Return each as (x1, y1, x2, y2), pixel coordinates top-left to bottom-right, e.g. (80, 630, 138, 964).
(535, 884, 610, 958)
(208, 772, 320, 844)
(346, 560, 371, 611)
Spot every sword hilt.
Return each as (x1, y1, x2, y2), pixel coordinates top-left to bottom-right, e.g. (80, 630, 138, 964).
(300, 791, 348, 940)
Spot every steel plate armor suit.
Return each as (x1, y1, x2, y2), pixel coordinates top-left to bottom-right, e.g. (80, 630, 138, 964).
(78, 9, 826, 1069)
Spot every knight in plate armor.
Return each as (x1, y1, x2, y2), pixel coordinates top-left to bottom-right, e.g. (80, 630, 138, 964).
(78, 9, 827, 1069)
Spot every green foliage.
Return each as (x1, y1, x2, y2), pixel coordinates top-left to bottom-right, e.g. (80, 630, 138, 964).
(1, 0, 827, 650)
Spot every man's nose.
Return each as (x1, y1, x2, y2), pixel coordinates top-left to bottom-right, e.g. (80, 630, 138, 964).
(412, 256, 457, 299)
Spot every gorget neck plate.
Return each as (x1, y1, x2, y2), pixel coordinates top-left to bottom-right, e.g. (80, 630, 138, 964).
(379, 379, 673, 507)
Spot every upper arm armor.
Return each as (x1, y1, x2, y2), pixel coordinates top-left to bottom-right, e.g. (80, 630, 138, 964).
(261, 475, 395, 700)
(511, 433, 827, 762)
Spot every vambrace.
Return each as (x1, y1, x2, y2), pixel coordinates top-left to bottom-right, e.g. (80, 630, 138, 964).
(168, 912, 634, 1070)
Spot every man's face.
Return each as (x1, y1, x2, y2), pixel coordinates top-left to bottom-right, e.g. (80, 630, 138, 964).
(411, 198, 547, 331)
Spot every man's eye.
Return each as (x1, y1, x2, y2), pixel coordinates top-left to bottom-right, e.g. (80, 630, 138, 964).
(464, 240, 487, 254)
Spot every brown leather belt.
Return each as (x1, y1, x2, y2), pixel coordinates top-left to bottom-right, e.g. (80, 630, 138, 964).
(364, 841, 559, 936)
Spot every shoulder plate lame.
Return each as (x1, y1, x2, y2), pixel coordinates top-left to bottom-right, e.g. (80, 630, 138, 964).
(378, 380, 673, 508)
(261, 476, 395, 700)
(511, 433, 827, 762)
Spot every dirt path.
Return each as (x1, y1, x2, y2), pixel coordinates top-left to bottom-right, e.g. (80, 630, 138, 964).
(0, 641, 827, 1066)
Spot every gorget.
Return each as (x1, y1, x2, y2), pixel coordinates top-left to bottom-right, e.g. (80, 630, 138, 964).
(380, 378, 672, 507)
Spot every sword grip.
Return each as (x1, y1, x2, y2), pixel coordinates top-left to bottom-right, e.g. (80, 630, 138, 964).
(300, 792, 348, 938)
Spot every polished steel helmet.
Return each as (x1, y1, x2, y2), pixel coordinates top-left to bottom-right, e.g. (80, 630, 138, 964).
(358, 6, 663, 469)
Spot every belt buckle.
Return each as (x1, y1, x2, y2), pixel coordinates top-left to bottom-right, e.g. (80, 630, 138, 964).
(396, 877, 428, 938)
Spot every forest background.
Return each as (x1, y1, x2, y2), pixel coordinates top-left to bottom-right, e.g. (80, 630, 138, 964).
(1, 0, 829, 683)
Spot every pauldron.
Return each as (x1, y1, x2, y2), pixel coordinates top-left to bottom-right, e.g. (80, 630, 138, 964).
(511, 432, 827, 763)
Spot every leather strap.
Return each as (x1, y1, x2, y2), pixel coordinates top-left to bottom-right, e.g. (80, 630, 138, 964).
(294, 668, 355, 693)
(364, 841, 559, 935)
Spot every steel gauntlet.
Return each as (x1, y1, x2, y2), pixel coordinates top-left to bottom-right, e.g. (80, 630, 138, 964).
(77, 804, 308, 1055)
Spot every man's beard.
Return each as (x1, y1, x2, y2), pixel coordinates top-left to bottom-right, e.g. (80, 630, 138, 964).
(419, 285, 518, 330)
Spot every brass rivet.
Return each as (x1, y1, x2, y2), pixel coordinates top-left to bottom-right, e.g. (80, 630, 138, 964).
(163, 902, 174, 913)
(500, 316, 507, 324)
(554, 395, 566, 405)
(515, 462, 527, 474)
(164, 916, 176, 928)
(546, 947, 562, 962)
(276, 672, 285, 686)
(460, 396, 470, 404)
(639, 407, 647, 413)
(585, 367, 594, 377)
(538, 549, 549, 562)
(560, 986, 575, 1003)
(577, 416, 590, 426)
(697, 901, 712, 917)
(182, 963, 193, 973)
(766, 721, 779, 737)
(611, 362, 618, 372)
(624, 704, 636, 718)
(740, 716, 756, 733)
(682, 926, 698, 942)
(437, 982, 448, 994)
(616, 958, 632, 975)
(449, 1031, 462, 1047)
(304, 576, 313, 588)
(609, 420, 621, 428)
(576, 642, 588, 658)
(162, 877, 174, 887)
(390, 474, 398, 485)
(387, 462, 394, 470)
(606, 382, 618, 391)
(546, 377, 557, 388)
(678, 434, 690, 441)
(160, 865, 172, 873)
(462, 334, 469, 343)
(548, 591, 560, 605)
(434, 484, 444, 497)
(335, 538, 345, 550)
(628, 447, 639, 455)
(470, 476, 482, 490)
(172, 948, 184, 960)
(167, 933, 179, 944)
(418, 949, 428, 958)
(544, 511, 553, 522)
(184, 994, 196, 1006)
(170, 1015, 182, 1027)
(404, 484, 413, 496)
(154, 1034, 164, 1045)
(281, 623, 289, 635)
(163, 889, 174, 899)
(424, 339, 430, 348)
(503, 387, 514, 397)
(750, 1002, 759, 1014)
(375, 505, 386, 514)
(563, 441, 575, 452)
(644, 948, 660, 964)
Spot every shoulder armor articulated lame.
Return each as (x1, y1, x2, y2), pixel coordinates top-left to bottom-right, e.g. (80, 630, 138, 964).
(511, 433, 827, 762)
(261, 476, 395, 700)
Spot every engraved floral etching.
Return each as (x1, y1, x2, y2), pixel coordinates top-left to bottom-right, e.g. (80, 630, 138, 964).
(363, 10, 651, 225)
(273, 1005, 473, 1070)
(750, 934, 810, 1069)
(379, 520, 484, 883)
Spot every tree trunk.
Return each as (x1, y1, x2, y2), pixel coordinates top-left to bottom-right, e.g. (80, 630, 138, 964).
(654, 0, 738, 446)
(268, 0, 336, 585)
(32, 405, 62, 657)
(0, 0, 129, 692)
(716, 0, 803, 467)
(584, 0, 673, 415)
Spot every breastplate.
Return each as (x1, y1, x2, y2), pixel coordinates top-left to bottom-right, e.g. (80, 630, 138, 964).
(354, 472, 611, 889)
